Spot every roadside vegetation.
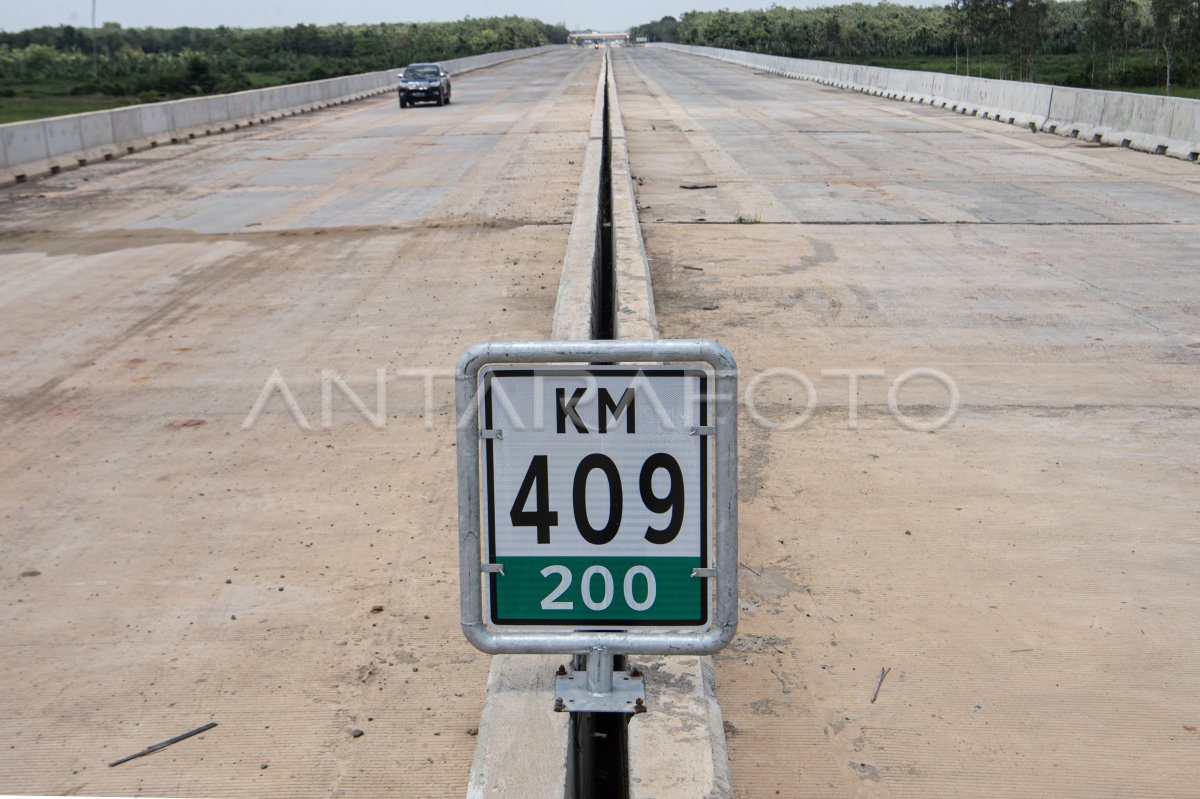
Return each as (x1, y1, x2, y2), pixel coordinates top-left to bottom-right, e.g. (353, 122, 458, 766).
(631, 0, 1200, 98)
(0, 17, 569, 124)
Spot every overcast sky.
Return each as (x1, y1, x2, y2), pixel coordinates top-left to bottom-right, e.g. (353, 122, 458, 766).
(1, 1, 930, 36)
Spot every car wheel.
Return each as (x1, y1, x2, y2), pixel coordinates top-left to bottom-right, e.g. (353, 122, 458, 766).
(436, 91, 445, 107)
(444, 89, 451, 105)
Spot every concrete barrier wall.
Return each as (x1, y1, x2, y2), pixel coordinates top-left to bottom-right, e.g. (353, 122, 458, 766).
(607, 52, 659, 341)
(1, 44, 563, 183)
(652, 43, 1200, 163)
(551, 49, 608, 341)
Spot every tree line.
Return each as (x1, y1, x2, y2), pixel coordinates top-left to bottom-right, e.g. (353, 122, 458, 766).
(631, 1, 1199, 93)
(0, 17, 569, 100)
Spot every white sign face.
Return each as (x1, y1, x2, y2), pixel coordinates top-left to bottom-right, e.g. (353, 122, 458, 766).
(480, 365, 713, 628)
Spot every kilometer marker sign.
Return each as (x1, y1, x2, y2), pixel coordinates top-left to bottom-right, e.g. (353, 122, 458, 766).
(481, 366, 712, 628)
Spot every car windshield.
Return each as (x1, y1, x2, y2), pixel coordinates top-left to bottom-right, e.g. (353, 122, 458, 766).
(406, 65, 440, 78)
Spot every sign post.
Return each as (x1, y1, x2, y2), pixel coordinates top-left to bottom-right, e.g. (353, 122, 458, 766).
(456, 340, 737, 712)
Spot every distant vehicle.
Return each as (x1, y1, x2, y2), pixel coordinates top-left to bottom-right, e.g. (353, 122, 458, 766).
(398, 63, 451, 108)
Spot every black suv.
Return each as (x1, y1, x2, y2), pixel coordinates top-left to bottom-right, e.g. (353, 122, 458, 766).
(398, 63, 451, 108)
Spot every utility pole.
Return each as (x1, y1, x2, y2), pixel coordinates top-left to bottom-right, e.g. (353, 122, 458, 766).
(91, 0, 98, 80)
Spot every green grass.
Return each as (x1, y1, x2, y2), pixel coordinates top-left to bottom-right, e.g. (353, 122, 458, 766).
(246, 72, 302, 89)
(0, 78, 142, 123)
(0, 93, 141, 124)
(845, 52, 1080, 83)
(0, 71, 305, 124)
(1119, 84, 1200, 99)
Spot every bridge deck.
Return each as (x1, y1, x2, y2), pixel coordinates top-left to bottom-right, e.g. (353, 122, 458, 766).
(0, 48, 601, 797)
(618, 46, 1200, 798)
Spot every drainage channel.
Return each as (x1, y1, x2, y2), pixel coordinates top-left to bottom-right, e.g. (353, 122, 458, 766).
(568, 654, 630, 799)
(567, 51, 627, 799)
(595, 57, 615, 342)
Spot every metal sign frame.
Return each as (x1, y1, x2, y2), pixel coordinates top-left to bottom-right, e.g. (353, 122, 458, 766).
(455, 339, 738, 656)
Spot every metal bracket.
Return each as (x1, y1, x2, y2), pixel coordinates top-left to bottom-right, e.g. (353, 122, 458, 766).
(554, 670, 646, 714)
(689, 425, 716, 436)
(691, 567, 717, 578)
(481, 563, 505, 576)
(480, 429, 503, 440)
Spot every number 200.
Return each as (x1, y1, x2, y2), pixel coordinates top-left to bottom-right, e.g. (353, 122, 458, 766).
(540, 564, 656, 612)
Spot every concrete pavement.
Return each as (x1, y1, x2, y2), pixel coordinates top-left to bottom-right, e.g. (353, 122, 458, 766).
(0, 48, 601, 797)
(4, 39, 1199, 799)
(616, 46, 1200, 798)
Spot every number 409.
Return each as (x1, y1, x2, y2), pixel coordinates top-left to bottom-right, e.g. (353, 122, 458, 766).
(510, 453, 685, 545)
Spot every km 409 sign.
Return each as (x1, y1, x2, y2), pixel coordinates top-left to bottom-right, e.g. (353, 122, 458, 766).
(481, 365, 712, 628)
(456, 340, 737, 656)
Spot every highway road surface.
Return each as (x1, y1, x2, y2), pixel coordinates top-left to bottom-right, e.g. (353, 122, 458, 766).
(2, 40, 1199, 799)
(0, 48, 600, 797)
(617, 46, 1200, 798)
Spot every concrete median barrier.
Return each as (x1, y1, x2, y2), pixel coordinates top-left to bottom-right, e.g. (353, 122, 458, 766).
(653, 43, 1199, 163)
(607, 53, 658, 342)
(1, 44, 563, 184)
(466, 655, 570, 799)
(550, 50, 608, 341)
(471, 48, 732, 799)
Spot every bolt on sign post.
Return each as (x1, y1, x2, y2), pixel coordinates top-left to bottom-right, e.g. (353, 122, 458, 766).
(456, 340, 738, 712)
